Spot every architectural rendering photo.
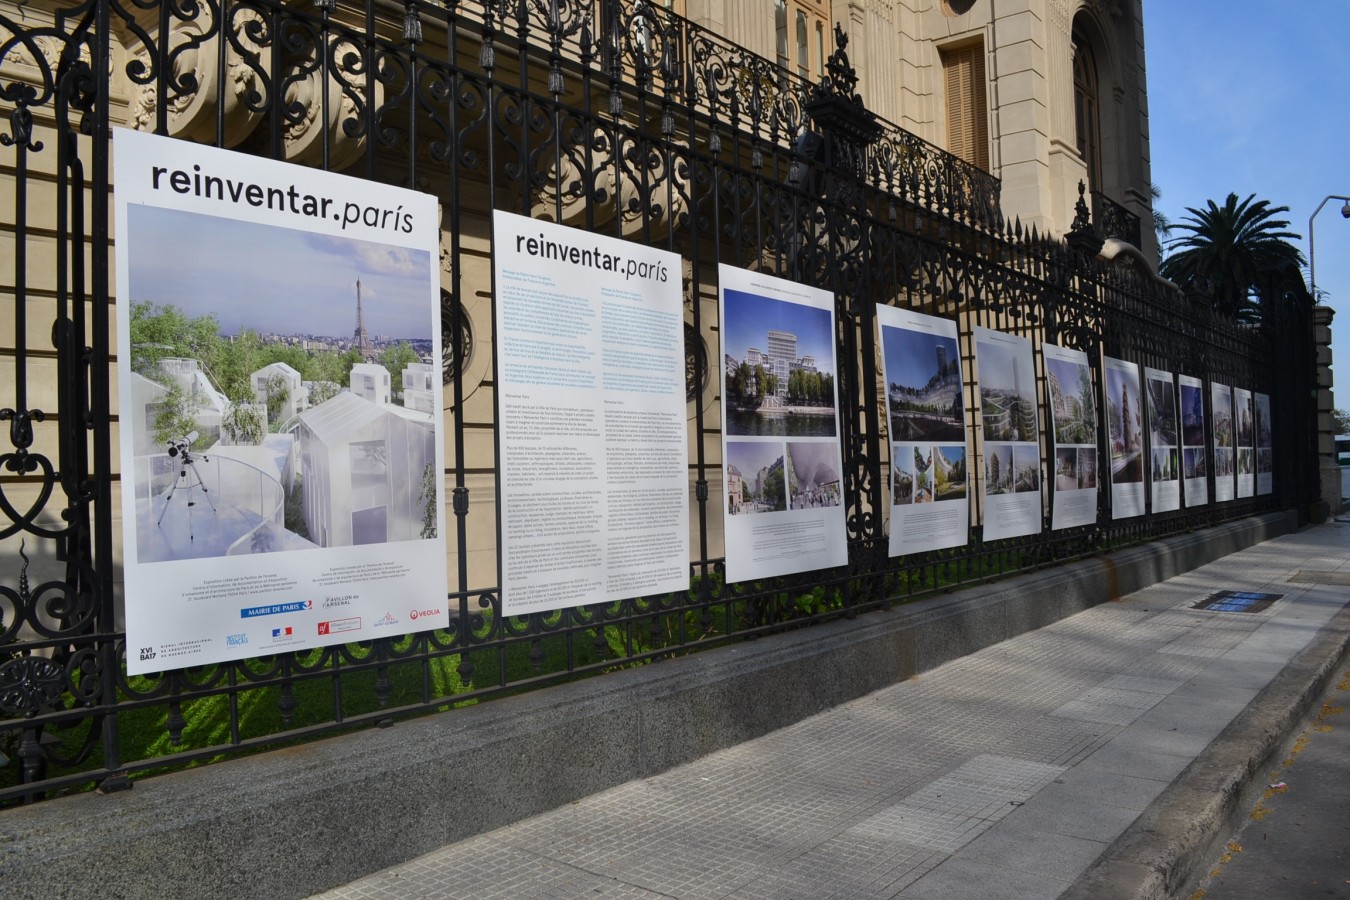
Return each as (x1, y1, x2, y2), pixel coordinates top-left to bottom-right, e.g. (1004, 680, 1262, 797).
(722, 289, 836, 438)
(882, 325, 964, 442)
(126, 207, 438, 562)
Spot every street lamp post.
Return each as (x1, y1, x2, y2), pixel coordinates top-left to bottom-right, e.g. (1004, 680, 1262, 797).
(1309, 194, 1350, 301)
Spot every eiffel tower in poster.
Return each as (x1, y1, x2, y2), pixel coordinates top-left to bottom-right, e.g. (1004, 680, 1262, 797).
(353, 278, 373, 359)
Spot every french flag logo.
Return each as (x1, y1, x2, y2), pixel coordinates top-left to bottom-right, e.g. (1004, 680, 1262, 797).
(272, 627, 293, 638)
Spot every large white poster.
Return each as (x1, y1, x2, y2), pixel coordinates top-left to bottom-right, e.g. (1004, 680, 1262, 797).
(493, 211, 689, 616)
(1179, 374, 1208, 506)
(1145, 367, 1181, 513)
(719, 264, 847, 582)
(974, 328, 1042, 541)
(877, 307, 969, 554)
(1044, 343, 1098, 530)
(1104, 356, 1145, 519)
(1255, 392, 1273, 495)
(1212, 382, 1235, 502)
(1234, 387, 1255, 498)
(114, 128, 447, 675)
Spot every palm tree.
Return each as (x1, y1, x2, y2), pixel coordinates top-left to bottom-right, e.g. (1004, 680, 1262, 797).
(1160, 193, 1305, 319)
(1150, 182, 1172, 262)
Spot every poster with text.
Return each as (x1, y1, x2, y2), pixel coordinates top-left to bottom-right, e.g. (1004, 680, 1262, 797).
(1234, 387, 1255, 498)
(1104, 356, 1145, 519)
(493, 210, 688, 615)
(720, 264, 847, 582)
(1179, 374, 1208, 506)
(1044, 343, 1098, 530)
(114, 127, 447, 675)
(1211, 382, 1235, 502)
(974, 327, 1042, 540)
(1255, 392, 1273, 495)
(877, 306, 969, 554)
(1145, 367, 1181, 513)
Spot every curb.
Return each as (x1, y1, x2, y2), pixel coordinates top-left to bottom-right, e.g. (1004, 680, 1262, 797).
(1061, 596, 1350, 900)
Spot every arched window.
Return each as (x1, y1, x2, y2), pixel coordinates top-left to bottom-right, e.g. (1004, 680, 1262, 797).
(1072, 35, 1102, 189)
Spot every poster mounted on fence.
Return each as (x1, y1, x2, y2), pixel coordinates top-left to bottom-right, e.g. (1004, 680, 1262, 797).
(493, 210, 689, 616)
(1179, 374, 1208, 506)
(1043, 342, 1098, 530)
(1234, 387, 1255, 498)
(1145, 368, 1181, 514)
(719, 264, 847, 583)
(877, 306, 969, 554)
(113, 127, 448, 676)
(1211, 382, 1236, 502)
(1255, 392, 1273, 495)
(1104, 356, 1146, 519)
(973, 327, 1042, 540)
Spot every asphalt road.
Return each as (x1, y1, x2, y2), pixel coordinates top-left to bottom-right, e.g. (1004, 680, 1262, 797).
(1202, 658, 1350, 899)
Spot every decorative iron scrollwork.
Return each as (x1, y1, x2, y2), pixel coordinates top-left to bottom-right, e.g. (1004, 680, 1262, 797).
(0, 656, 66, 717)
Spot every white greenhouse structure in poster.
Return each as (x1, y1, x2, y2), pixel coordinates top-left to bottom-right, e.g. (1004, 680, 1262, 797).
(296, 391, 435, 548)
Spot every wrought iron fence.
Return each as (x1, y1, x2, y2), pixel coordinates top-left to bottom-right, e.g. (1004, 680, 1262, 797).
(0, 0, 1317, 805)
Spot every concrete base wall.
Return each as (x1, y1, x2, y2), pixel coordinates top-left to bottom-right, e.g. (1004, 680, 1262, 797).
(1, 512, 1296, 900)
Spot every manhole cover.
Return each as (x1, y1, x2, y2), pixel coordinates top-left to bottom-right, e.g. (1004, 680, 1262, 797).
(1191, 591, 1282, 614)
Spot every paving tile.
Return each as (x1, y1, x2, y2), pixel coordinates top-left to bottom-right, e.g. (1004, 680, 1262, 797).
(309, 526, 1350, 900)
(898, 855, 1071, 900)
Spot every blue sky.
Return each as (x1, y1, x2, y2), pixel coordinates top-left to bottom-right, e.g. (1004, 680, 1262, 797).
(127, 205, 435, 339)
(1144, 2, 1350, 376)
(722, 288, 836, 374)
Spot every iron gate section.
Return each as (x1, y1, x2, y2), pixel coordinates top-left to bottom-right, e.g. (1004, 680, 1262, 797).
(0, 0, 1316, 804)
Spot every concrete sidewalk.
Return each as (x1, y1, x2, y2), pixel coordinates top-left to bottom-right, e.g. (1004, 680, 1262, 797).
(313, 521, 1350, 900)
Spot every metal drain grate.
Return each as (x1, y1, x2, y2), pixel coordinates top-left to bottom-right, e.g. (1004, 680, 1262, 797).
(1191, 590, 1282, 613)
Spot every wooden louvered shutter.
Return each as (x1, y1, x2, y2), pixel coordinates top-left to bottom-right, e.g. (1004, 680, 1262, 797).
(942, 43, 990, 171)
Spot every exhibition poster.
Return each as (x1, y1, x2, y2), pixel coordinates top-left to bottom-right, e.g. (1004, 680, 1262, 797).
(1211, 382, 1236, 502)
(1234, 387, 1255, 498)
(1255, 392, 1273, 495)
(1179, 374, 1209, 506)
(719, 264, 848, 582)
(1043, 342, 1098, 530)
(1104, 356, 1146, 519)
(877, 306, 969, 554)
(1145, 367, 1181, 513)
(113, 127, 448, 676)
(973, 327, 1042, 540)
(493, 210, 689, 615)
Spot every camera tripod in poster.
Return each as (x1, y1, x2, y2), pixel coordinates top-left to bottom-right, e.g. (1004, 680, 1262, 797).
(1179, 374, 1209, 506)
(113, 128, 448, 676)
(974, 327, 1042, 541)
(720, 264, 847, 582)
(1044, 342, 1098, 530)
(877, 306, 969, 554)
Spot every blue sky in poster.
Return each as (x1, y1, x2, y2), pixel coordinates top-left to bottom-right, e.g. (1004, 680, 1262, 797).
(975, 335, 1033, 398)
(881, 325, 959, 390)
(126, 204, 434, 339)
(722, 288, 835, 374)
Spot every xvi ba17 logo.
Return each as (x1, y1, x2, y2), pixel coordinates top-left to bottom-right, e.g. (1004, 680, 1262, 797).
(139, 647, 157, 662)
